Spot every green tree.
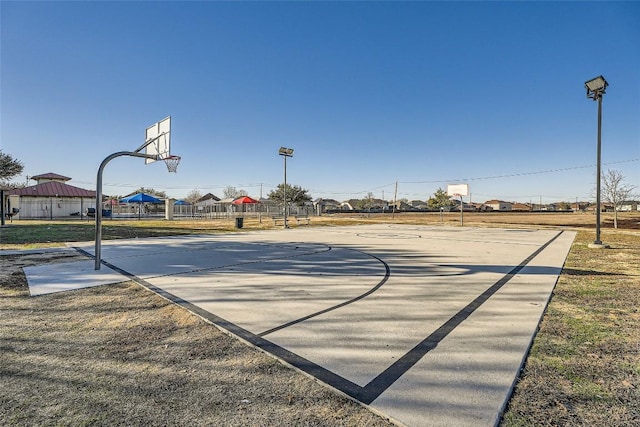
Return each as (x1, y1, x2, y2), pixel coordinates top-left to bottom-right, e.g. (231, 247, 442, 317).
(0, 151, 24, 187)
(267, 184, 312, 205)
(427, 188, 453, 210)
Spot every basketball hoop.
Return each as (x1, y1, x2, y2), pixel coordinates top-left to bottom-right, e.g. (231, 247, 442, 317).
(163, 155, 181, 173)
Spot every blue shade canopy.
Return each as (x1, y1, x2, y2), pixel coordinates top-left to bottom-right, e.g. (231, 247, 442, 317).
(174, 199, 190, 205)
(120, 193, 163, 204)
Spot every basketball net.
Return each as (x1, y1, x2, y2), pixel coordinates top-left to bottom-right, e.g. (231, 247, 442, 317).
(163, 155, 181, 173)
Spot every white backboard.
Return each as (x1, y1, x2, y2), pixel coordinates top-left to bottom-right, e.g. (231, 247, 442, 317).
(447, 184, 469, 197)
(145, 116, 171, 164)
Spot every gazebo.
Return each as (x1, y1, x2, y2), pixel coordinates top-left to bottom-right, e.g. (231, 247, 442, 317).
(4, 173, 96, 219)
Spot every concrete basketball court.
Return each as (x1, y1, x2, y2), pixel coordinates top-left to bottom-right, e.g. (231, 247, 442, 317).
(24, 224, 576, 426)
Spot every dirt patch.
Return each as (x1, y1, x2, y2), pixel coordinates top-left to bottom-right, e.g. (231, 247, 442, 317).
(0, 251, 395, 426)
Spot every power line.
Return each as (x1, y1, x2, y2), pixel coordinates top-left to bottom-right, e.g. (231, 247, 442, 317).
(398, 158, 639, 185)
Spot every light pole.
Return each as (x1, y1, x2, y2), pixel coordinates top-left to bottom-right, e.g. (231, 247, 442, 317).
(585, 75, 609, 248)
(278, 147, 294, 228)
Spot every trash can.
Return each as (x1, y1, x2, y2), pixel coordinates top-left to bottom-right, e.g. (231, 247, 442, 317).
(235, 217, 244, 229)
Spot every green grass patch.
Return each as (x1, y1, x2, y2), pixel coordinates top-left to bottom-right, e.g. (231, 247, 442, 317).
(0, 223, 95, 244)
(0, 220, 243, 248)
(502, 229, 640, 426)
(571, 378, 613, 402)
(563, 314, 611, 344)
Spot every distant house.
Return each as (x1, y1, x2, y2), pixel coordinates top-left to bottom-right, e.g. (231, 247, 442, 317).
(370, 198, 391, 211)
(410, 200, 428, 210)
(619, 200, 640, 212)
(450, 199, 476, 211)
(484, 200, 513, 211)
(189, 193, 219, 216)
(4, 172, 96, 219)
(194, 193, 220, 206)
(512, 203, 532, 212)
(586, 202, 615, 213)
(572, 202, 590, 212)
(313, 198, 341, 214)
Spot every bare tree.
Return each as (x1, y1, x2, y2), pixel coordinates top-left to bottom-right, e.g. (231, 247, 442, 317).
(185, 189, 202, 204)
(601, 169, 637, 229)
(223, 186, 248, 199)
(363, 192, 375, 210)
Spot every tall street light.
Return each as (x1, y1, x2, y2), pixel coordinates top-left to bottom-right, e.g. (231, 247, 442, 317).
(585, 75, 609, 248)
(278, 147, 294, 228)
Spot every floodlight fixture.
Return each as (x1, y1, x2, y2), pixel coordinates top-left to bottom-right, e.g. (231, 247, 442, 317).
(585, 75, 608, 100)
(279, 147, 294, 157)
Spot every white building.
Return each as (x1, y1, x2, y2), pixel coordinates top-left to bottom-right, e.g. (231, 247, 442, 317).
(5, 172, 96, 219)
(483, 199, 513, 211)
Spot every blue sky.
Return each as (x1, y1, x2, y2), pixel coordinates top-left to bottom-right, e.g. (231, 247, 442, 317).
(2, 1, 639, 204)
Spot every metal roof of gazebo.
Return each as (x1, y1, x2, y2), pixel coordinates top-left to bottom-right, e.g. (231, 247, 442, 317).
(7, 181, 95, 198)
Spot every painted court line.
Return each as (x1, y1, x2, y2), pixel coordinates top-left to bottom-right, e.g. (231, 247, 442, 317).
(24, 225, 575, 426)
(355, 230, 563, 404)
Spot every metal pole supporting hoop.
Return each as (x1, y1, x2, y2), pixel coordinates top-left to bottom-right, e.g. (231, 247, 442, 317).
(163, 155, 181, 173)
(95, 116, 177, 270)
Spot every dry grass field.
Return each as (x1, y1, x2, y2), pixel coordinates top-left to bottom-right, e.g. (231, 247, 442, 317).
(1, 211, 639, 426)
